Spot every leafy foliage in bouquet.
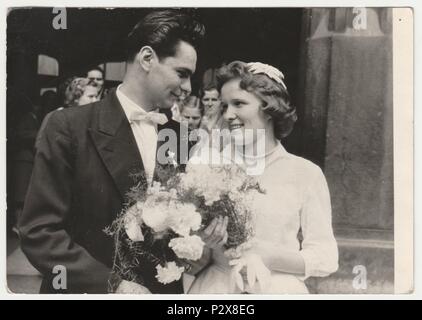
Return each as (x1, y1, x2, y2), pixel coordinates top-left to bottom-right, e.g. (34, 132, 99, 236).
(170, 164, 264, 253)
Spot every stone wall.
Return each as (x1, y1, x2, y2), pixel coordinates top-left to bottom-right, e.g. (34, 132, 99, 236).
(299, 8, 394, 293)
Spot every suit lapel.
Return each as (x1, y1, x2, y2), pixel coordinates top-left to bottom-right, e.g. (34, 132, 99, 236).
(89, 89, 146, 201)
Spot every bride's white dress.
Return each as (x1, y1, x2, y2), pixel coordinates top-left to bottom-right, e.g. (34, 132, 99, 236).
(186, 142, 338, 294)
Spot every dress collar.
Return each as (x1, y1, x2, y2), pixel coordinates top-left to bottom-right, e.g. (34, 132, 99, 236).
(236, 141, 287, 160)
(220, 141, 288, 176)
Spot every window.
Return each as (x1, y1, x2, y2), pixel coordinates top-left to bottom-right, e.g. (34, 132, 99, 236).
(37, 54, 59, 76)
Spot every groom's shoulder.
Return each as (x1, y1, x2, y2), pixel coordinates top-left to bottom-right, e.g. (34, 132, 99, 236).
(40, 101, 105, 145)
(64, 97, 107, 118)
(51, 97, 109, 129)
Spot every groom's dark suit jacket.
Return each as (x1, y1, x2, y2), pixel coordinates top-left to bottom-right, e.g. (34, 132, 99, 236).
(18, 89, 188, 294)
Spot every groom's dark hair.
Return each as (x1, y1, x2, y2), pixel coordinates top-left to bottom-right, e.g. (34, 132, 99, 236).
(126, 9, 205, 62)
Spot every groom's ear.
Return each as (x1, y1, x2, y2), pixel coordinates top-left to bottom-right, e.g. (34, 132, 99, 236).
(137, 46, 156, 72)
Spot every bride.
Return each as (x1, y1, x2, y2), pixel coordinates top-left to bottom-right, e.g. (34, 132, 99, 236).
(187, 61, 339, 294)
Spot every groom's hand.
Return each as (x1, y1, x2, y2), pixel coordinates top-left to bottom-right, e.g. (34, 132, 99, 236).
(115, 280, 152, 294)
(199, 216, 229, 249)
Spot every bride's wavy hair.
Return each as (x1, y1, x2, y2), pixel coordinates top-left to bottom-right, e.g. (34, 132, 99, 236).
(216, 61, 297, 139)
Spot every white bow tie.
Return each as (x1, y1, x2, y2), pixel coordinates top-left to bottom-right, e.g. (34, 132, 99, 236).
(129, 111, 168, 125)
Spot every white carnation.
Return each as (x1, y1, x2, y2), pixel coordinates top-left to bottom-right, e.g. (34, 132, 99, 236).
(202, 189, 221, 206)
(148, 181, 163, 195)
(142, 200, 170, 232)
(155, 262, 184, 284)
(169, 235, 204, 261)
(179, 165, 226, 205)
(168, 203, 201, 236)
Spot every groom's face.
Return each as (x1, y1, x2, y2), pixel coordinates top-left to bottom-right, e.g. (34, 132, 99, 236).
(148, 41, 197, 109)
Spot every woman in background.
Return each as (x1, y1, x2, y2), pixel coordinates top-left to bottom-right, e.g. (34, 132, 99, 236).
(36, 78, 99, 150)
(66, 77, 100, 107)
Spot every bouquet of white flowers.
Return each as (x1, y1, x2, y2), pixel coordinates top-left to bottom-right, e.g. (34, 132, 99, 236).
(106, 161, 262, 288)
(178, 163, 263, 256)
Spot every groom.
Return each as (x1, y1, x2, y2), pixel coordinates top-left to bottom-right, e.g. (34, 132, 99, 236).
(18, 10, 205, 294)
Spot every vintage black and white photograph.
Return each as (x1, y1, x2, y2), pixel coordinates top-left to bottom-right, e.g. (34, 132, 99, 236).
(4, 6, 412, 295)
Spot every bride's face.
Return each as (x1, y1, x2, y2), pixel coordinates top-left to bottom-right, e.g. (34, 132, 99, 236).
(221, 79, 271, 145)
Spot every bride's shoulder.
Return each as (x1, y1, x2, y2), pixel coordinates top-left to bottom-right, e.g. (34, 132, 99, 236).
(284, 152, 325, 179)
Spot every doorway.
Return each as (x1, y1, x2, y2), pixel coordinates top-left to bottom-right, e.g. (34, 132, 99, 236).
(196, 8, 304, 154)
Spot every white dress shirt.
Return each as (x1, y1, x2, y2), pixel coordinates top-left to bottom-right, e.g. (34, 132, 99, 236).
(116, 85, 162, 185)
